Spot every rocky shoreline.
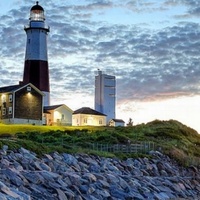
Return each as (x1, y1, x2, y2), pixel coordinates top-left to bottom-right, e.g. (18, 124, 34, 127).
(0, 146, 199, 200)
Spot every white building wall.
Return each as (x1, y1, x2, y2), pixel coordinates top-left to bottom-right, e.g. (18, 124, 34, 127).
(72, 114, 106, 126)
(53, 106, 72, 125)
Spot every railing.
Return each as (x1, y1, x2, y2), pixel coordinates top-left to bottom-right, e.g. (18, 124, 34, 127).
(88, 142, 155, 154)
(32, 137, 156, 154)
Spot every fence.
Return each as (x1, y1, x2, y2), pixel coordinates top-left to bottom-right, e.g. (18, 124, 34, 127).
(37, 138, 155, 154)
(88, 142, 155, 154)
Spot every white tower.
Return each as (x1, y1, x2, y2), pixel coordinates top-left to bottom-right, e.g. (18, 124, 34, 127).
(95, 70, 116, 124)
(22, 1, 50, 106)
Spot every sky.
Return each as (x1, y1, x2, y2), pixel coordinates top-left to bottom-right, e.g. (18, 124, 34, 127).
(0, 0, 200, 132)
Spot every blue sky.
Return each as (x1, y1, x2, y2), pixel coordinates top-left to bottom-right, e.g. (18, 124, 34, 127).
(1, 0, 200, 132)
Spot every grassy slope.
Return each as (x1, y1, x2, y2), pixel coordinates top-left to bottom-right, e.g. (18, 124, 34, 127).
(0, 120, 200, 166)
(0, 124, 106, 134)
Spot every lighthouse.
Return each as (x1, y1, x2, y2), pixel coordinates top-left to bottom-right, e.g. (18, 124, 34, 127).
(22, 1, 50, 106)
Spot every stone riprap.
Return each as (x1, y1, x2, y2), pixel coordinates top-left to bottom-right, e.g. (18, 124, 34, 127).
(0, 146, 199, 200)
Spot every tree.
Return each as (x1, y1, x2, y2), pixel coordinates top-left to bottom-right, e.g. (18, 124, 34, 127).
(126, 118, 133, 126)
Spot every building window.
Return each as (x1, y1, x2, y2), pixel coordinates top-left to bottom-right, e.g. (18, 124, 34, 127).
(27, 86, 31, 92)
(99, 119, 103, 125)
(84, 118, 87, 124)
(9, 94, 13, 102)
(8, 107, 12, 115)
(61, 114, 65, 120)
(2, 108, 6, 115)
(2, 95, 6, 103)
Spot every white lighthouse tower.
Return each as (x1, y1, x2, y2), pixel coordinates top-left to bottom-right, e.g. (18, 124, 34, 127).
(22, 1, 50, 106)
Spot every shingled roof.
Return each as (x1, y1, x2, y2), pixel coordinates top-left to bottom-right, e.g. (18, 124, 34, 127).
(111, 119, 125, 123)
(0, 83, 44, 95)
(44, 104, 73, 113)
(73, 107, 106, 116)
(0, 85, 21, 93)
(44, 104, 64, 110)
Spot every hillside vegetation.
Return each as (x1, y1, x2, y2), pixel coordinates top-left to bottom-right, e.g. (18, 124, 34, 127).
(0, 119, 200, 166)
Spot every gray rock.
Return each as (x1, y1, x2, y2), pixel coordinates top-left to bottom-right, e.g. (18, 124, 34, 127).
(64, 188, 75, 199)
(13, 161, 24, 171)
(106, 173, 119, 184)
(98, 179, 110, 189)
(82, 173, 97, 183)
(0, 185, 20, 199)
(39, 171, 60, 181)
(65, 172, 82, 186)
(88, 163, 100, 173)
(1, 168, 24, 187)
(0, 192, 7, 200)
(1, 158, 10, 167)
(19, 147, 36, 160)
(62, 153, 78, 165)
(22, 171, 44, 184)
(10, 188, 31, 200)
(0, 147, 199, 200)
(95, 188, 111, 198)
(56, 189, 68, 200)
(2, 145, 8, 155)
(110, 185, 128, 199)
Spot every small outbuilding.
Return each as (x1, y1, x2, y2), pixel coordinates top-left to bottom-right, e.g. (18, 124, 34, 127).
(43, 104, 73, 126)
(0, 83, 44, 125)
(72, 107, 106, 126)
(109, 119, 125, 127)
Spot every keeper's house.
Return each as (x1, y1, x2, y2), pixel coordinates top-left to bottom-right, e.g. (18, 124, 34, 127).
(72, 107, 106, 126)
(109, 119, 125, 127)
(43, 104, 73, 126)
(0, 83, 44, 125)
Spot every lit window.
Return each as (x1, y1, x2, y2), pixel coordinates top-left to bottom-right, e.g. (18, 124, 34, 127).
(2, 95, 6, 103)
(9, 94, 12, 102)
(27, 87, 31, 92)
(8, 107, 12, 115)
(99, 119, 103, 124)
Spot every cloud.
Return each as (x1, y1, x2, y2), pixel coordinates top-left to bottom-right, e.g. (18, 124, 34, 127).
(0, 0, 200, 110)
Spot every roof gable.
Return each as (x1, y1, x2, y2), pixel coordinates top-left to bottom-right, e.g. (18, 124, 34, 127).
(15, 83, 44, 95)
(0, 83, 44, 96)
(111, 119, 125, 123)
(73, 107, 106, 116)
(44, 104, 73, 113)
(44, 104, 63, 110)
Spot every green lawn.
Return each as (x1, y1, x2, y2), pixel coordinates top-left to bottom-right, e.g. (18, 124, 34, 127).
(0, 124, 65, 135)
(0, 124, 108, 135)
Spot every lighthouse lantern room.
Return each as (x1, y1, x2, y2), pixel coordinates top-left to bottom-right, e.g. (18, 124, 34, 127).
(30, 1, 45, 21)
